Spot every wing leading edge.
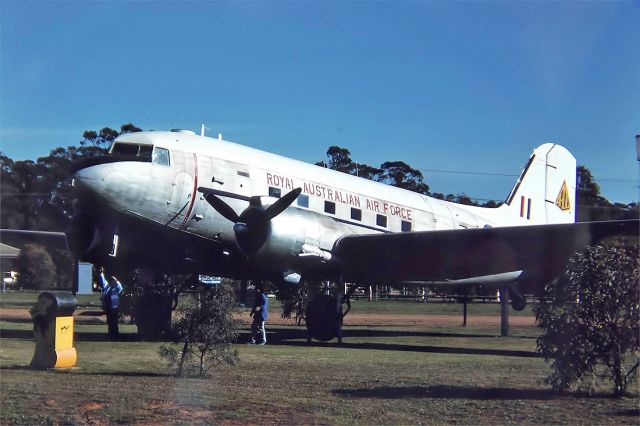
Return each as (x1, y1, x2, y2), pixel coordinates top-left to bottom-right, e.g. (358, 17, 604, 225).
(332, 220, 639, 285)
(0, 229, 68, 252)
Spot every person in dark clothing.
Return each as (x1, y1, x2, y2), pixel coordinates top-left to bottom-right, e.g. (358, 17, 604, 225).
(99, 268, 123, 339)
(249, 284, 268, 345)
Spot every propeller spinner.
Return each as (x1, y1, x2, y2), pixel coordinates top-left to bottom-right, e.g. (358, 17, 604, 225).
(199, 187, 302, 254)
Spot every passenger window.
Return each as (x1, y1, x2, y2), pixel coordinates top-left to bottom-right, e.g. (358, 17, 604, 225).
(324, 201, 336, 214)
(376, 214, 387, 228)
(351, 208, 362, 221)
(269, 187, 281, 198)
(401, 220, 412, 232)
(152, 147, 170, 166)
(297, 194, 309, 208)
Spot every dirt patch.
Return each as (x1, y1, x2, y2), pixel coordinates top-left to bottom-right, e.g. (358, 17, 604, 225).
(237, 311, 536, 327)
(81, 401, 105, 411)
(0, 308, 106, 323)
(344, 313, 536, 326)
(132, 400, 320, 425)
(43, 398, 58, 408)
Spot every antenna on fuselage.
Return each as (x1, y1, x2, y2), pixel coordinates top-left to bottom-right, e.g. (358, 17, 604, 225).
(218, 133, 222, 140)
(200, 124, 210, 137)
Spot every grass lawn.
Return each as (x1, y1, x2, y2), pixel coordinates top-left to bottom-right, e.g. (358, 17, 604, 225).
(1, 313, 638, 424)
(0, 291, 102, 309)
(0, 290, 534, 316)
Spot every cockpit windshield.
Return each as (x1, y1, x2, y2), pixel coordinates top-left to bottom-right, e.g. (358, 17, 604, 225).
(111, 143, 153, 161)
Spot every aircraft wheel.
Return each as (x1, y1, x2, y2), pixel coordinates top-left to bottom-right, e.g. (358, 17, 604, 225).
(305, 295, 341, 341)
(511, 291, 526, 311)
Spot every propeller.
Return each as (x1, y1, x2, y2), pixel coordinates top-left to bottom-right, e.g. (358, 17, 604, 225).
(199, 187, 302, 254)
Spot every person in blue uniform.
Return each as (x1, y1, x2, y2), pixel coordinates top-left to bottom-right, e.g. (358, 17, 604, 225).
(249, 284, 268, 345)
(99, 268, 123, 339)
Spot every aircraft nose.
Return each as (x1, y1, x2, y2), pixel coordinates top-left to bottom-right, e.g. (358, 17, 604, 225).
(73, 164, 108, 198)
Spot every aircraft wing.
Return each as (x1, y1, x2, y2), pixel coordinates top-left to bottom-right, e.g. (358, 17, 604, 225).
(332, 219, 639, 285)
(0, 229, 68, 252)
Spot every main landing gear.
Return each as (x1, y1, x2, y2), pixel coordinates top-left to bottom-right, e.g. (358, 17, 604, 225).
(305, 283, 355, 344)
(510, 286, 526, 311)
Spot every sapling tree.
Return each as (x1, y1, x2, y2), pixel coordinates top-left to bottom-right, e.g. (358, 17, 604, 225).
(534, 243, 639, 396)
(159, 284, 240, 377)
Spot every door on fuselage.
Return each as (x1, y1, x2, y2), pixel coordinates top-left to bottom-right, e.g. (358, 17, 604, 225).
(166, 150, 197, 229)
(431, 200, 455, 230)
(182, 156, 254, 235)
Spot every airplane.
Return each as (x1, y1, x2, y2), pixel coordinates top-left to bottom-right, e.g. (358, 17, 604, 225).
(2, 128, 637, 341)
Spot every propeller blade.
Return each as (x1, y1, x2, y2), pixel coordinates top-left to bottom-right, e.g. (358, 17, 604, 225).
(264, 187, 302, 220)
(202, 192, 240, 223)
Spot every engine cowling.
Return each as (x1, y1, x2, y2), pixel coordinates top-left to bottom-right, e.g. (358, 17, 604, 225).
(65, 212, 113, 264)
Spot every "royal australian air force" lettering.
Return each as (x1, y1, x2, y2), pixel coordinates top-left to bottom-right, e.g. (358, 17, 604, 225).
(266, 172, 412, 220)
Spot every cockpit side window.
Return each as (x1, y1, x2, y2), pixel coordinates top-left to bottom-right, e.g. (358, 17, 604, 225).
(139, 145, 153, 161)
(152, 147, 170, 166)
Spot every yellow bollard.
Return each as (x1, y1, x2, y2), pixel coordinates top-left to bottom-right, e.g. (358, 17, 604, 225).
(30, 292, 77, 369)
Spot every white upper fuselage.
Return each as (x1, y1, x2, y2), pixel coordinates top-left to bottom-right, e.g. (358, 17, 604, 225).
(108, 130, 518, 244)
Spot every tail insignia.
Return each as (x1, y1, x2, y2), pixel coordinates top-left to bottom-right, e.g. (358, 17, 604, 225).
(555, 180, 571, 211)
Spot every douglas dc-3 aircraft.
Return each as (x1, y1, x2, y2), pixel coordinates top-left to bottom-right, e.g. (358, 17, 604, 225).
(2, 129, 637, 341)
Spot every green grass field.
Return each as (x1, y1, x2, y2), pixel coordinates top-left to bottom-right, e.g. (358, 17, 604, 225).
(0, 290, 534, 316)
(1, 291, 637, 424)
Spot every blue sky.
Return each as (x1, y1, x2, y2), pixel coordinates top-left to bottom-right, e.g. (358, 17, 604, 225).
(1, 1, 638, 203)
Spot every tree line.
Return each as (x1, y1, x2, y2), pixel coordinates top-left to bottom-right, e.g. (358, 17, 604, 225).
(315, 145, 639, 220)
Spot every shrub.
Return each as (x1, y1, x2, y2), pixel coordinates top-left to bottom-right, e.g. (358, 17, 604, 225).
(159, 284, 240, 377)
(534, 243, 639, 396)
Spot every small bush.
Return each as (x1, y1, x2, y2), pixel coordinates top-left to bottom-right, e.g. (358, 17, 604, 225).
(159, 284, 240, 377)
(15, 244, 56, 290)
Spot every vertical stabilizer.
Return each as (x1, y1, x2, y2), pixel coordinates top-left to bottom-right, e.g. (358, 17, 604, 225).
(500, 144, 576, 225)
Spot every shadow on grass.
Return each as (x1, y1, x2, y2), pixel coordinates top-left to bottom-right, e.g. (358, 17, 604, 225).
(264, 326, 535, 340)
(1, 364, 169, 378)
(254, 328, 541, 358)
(0, 328, 141, 342)
(73, 371, 168, 378)
(333, 385, 627, 401)
(608, 408, 640, 417)
(285, 340, 540, 358)
(333, 385, 560, 400)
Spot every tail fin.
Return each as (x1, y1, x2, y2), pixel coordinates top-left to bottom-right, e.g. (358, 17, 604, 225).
(500, 143, 576, 225)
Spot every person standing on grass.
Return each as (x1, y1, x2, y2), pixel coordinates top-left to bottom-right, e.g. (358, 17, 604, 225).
(249, 283, 268, 345)
(99, 267, 123, 339)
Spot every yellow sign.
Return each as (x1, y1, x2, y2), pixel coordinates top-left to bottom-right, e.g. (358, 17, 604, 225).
(556, 180, 571, 211)
(54, 316, 77, 368)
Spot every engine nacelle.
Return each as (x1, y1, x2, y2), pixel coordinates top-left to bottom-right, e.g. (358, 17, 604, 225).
(65, 212, 114, 264)
(249, 209, 322, 272)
